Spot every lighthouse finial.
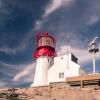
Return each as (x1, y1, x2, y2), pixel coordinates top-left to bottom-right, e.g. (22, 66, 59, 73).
(44, 32, 48, 35)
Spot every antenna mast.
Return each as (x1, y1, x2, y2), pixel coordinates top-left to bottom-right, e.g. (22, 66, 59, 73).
(89, 36, 99, 74)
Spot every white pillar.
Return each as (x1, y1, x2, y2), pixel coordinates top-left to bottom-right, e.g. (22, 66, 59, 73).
(93, 52, 96, 74)
(31, 56, 52, 87)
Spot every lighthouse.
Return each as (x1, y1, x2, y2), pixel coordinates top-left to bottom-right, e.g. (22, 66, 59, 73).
(31, 32, 56, 87)
(31, 32, 86, 87)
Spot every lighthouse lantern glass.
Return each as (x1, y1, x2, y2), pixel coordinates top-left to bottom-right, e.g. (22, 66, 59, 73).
(38, 37, 55, 48)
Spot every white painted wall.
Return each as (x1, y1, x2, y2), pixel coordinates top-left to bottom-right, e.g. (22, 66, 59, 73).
(65, 61, 80, 77)
(31, 56, 53, 87)
(48, 54, 69, 83)
(48, 54, 85, 84)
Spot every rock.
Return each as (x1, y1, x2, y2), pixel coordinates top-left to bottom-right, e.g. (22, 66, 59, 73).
(0, 82, 100, 100)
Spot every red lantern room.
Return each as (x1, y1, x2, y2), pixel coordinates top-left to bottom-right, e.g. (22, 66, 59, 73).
(34, 32, 56, 59)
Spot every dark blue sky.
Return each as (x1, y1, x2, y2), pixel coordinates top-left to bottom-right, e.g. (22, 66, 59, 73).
(0, 0, 100, 87)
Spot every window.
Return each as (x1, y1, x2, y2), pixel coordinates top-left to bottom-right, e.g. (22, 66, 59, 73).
(61, 57, 63, 60)
(71, 54, 78, 63)
(59, 72, 64, 78)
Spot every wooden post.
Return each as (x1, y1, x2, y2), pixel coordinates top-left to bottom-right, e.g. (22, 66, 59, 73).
(81, 80, 84, 88)
(98, 80, 100, 86)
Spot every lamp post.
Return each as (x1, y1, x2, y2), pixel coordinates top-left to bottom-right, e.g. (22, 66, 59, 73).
(89, 37, 99, 74)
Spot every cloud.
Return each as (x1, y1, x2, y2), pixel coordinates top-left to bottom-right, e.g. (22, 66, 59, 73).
(43, 0, 62, 17)
(57, 45, 100, 64)
(0, 61, 27, 79)
(0, 45, 25, 55)
(0, 60, 25, 70)
(13, 63, 35, 83)
(35, 0, 100, 33)
(0, 61, 36, 87)
(0, 47, 16, 54)
(0, 0, 36, 55)
(33, 0, 100, 57)
(34, 19, 48, 30)
(35, 20, 43, 30)
(0, 31, 32, 55)
(86, 15, 99, 25)
(0, 81, 7, 88)
(0, 60, 34, 81)
(43, 0, 74, 18)
(0, 0, 17, 27)
(34, 0, 74, 30)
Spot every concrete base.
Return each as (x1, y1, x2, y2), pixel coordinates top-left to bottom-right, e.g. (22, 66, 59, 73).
(30, 83, 49, 87)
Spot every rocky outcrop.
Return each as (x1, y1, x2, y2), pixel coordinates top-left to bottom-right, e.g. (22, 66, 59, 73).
(0, 82, 100, 100)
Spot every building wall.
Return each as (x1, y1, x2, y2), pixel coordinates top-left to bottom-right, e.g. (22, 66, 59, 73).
(65, 60, 80, 77)
(48, 55, 68, 83)
(32, 57, 52, 86)
(48, 54, 83, 84)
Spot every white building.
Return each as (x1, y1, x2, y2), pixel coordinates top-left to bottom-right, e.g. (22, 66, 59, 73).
(48, 53, 85, 83)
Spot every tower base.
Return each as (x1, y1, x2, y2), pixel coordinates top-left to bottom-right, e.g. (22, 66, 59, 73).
(30, 83, 49, 87)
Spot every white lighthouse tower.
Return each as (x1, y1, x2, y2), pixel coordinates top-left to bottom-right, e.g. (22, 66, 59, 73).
(31, 32, 86, 87)
(31, 32, 56, 87)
